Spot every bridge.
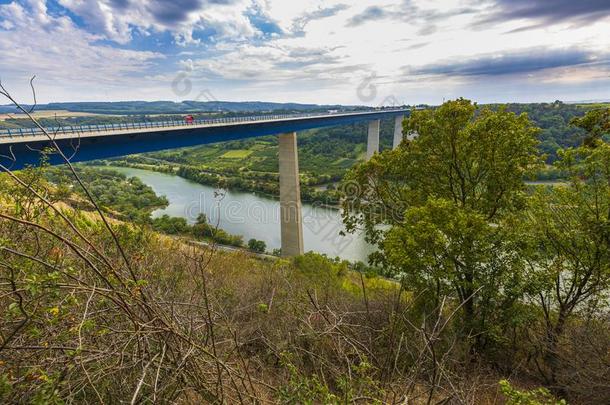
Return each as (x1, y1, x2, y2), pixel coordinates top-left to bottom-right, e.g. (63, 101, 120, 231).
(0, 108, 410, 257)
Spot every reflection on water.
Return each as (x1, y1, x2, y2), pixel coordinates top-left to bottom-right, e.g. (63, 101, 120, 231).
(106, 166, 374, 262)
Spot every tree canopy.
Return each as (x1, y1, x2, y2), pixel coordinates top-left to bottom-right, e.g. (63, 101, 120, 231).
(342, 99, 542, 351)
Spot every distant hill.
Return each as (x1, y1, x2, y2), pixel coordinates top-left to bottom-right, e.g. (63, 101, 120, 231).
(0, 100, 365, 115)
(565, 99, 610, 104)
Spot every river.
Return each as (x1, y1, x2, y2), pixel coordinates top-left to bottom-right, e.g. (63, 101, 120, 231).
(105, 166, 374, 262)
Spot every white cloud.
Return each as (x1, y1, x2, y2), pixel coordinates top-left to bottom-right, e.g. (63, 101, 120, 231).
(0, 0, 609, 104)
(57, 0, 258, 45)
(0, 1, 164, 102)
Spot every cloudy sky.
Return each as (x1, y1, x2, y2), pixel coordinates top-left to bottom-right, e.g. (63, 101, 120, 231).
(0, 0, 609, 105)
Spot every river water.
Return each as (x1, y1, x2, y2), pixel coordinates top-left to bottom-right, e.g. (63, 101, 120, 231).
(105, 166, 374, 262)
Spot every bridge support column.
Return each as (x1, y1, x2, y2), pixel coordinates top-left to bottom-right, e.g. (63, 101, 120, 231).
(366, 120, 380, 160)
(392, 115, 404, 149)
(278, 132, 304, 257)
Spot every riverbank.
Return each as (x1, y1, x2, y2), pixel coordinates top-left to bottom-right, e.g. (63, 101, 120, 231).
(87, 158, 342, 207)
(94, 165, 375, 262)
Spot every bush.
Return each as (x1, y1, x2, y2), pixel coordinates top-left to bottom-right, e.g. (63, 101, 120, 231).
(247, 238, 266, 253)
(499, 380, 565, 405)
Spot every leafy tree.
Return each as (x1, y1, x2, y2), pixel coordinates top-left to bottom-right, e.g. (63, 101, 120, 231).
(196, 213, 208, 225)
(152, 215, 189, 234)
(523, 110, 610, 384)
(342, 99, 541, 350)
(247, 238, 267, 253)
(569, 107, 610, 146)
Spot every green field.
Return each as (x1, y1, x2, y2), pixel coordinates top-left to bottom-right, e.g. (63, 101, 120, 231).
(220, 150, 253, 159)
(576, 102, 610, 109)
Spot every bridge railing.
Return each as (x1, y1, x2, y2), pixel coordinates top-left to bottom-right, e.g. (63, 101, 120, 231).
(0, 109, 407, 139)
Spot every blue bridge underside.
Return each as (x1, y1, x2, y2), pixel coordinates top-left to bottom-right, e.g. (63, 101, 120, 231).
(0, 111, 406, 170)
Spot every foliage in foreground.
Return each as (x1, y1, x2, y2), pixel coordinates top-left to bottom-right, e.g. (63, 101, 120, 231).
(0, 178, 513, 403)
(499, 380, 566, 405)
(342, 100, 610, 402)
(0, 162, 569, 402)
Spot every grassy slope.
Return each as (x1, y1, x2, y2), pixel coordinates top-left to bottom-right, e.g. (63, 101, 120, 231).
(0, 159, 587, 403)
(0, 177, 400, 401)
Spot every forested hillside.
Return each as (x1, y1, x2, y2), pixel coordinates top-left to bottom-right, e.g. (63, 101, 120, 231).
(501, 101, 597, 161)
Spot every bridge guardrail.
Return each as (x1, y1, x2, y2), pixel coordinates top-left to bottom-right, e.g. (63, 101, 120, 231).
(0, 109, 407, 139)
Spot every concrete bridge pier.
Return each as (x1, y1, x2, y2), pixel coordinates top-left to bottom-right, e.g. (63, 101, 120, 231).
(393, 115, 404, 149)
(366, 120, 380, 160)
(278, 132, 304, 257)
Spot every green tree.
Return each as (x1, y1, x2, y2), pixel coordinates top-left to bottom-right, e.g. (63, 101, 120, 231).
(247, 238, 267, 253)
(523, 118, 610, 384)
(196, 213, 208, 225)
(152, 215, 189, 234)
(342, 99, 541, 350)
(570, 107, 610, 147)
